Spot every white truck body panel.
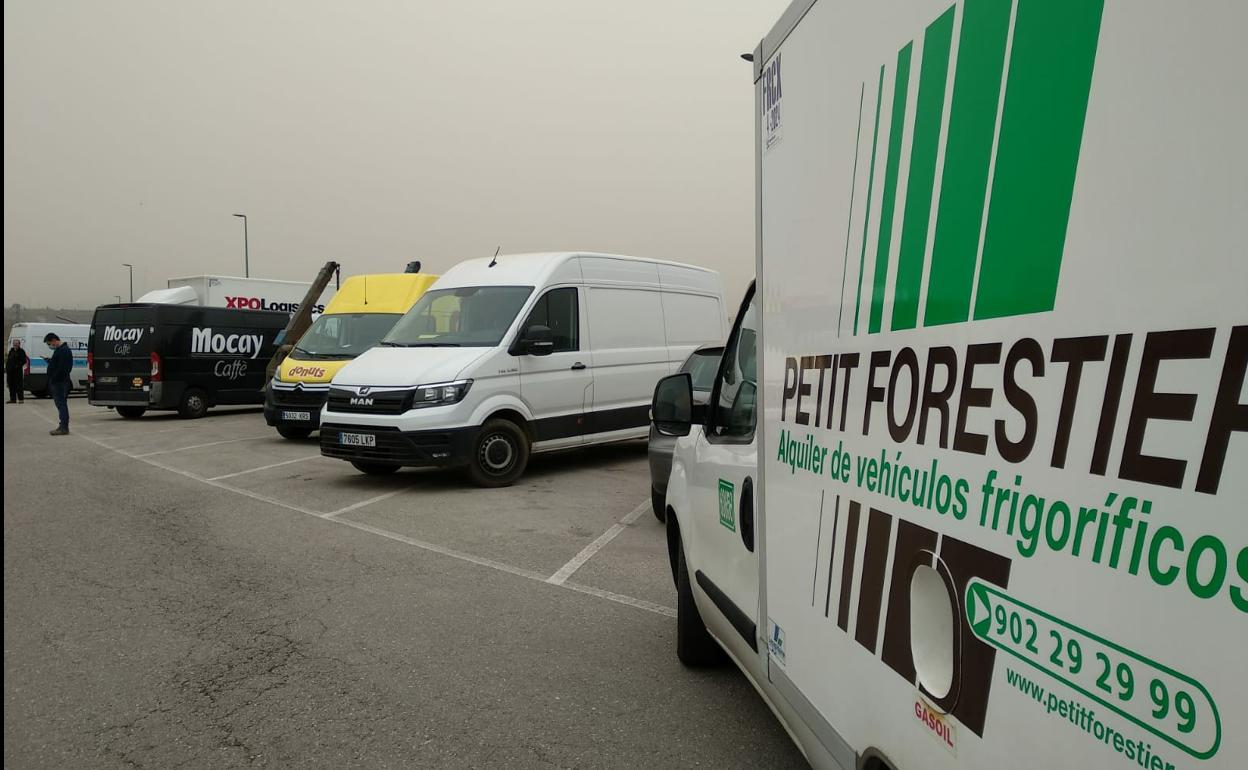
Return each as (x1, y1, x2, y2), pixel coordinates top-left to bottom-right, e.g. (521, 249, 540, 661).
(668, 2, 1247, 769)
(137, 275, 333, 315)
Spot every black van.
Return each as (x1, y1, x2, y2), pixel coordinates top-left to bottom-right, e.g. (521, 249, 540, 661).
(88, 304, 288, 419)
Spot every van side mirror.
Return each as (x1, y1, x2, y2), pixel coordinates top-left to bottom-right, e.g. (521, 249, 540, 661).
(516, 325, 554, 357)
(653, 373, 693, 436)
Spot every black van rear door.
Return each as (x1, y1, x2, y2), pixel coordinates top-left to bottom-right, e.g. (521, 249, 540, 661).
(91, 307, 155, 401)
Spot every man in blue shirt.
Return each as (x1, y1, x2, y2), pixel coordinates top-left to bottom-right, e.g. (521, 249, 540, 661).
(44, 332, 73, 435)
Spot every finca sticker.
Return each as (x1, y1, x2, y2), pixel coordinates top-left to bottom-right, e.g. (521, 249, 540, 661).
(718, 479, 736, 531)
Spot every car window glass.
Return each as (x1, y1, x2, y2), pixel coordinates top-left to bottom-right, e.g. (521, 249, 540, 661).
(520, 287, 578, 353)
(680, 349, 723, 391)
(711, 295, 758, 437)
(384, 286, 534, 347)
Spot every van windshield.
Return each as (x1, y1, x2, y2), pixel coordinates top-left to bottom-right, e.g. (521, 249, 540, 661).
(292, 313, 401, 359)
(382, 286, 534, 347)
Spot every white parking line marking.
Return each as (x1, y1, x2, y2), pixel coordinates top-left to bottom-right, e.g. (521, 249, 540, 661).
(332, 518, 676, 618)
(132, 435, 272, 457)
(24, 408, 676, 618)
(324, 486, 416, 518)
(86, 425, 194, 444)
(562, 581, 677, 618)
(144, 457, 328, 518)
(546, 500, 651, 585)
(331, 518, 550, 581)
(207, 455, 323, 481)
(29, 415, 329, 518)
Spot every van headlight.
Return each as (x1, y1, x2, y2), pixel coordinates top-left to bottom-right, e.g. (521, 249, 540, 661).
(411, 379, 472, 408)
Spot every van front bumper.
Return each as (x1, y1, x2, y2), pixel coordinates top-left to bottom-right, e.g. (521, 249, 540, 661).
(23, 373, 47, 393)
(90, 382, 181, 410)
(320, 423, 476, 467)
(265, 385, 328, 430)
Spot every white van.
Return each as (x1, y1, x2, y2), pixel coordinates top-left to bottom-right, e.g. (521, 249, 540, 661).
(8, 322, 90, 396)
(319, 252, 726, 485)
(653, 2, 1246, 769)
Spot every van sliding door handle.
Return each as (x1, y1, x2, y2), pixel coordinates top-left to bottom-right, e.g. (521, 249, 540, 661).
(570, 362, 586, 370)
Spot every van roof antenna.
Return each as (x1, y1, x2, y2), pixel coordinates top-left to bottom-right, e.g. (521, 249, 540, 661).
(363, 274, 368, 305)
(488, 246, 500, 268)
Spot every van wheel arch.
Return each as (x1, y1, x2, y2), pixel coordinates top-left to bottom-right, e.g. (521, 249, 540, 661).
(859, 748, 898, 770)
(465, 417, 531, 487)
(484, 409, 534, 443)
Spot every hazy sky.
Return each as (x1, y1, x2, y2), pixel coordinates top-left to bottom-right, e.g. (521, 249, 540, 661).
(4, 0, 789, 310)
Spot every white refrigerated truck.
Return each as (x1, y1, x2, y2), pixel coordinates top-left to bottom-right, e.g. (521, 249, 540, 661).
(137, 275, 332, 315)
(652, 1, 1246, 769)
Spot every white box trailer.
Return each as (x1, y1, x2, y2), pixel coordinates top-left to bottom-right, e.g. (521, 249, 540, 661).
(137, 275, 332, 315)
(655, 1, 1246, 769)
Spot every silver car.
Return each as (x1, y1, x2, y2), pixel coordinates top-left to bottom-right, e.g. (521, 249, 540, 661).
(648, 345, 723, 522)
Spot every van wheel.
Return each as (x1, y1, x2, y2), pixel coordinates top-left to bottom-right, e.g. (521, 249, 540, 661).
(116, 406, 147, 419)
(351, 461, 400, 475)
(178, 389, 208, 419)
(31, 390, 49, 399)
(676, 535, 725, 667)
(277, 426, 313, 440)
(465, 419, 529, 487)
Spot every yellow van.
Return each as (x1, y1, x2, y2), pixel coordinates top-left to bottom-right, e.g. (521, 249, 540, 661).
(264, 272, 437, 438)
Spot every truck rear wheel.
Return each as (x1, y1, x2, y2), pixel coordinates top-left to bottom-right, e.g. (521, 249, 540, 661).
(116, 406, 147, 420)
(351, 461, 400, 476)
(465, 419, 529, 487)
(676, 534, 726, 667)
(177, 389, 208, 419)
(276, 426, 313, 440)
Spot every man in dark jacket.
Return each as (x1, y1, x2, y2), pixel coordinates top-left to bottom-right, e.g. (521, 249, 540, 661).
(6, 339, 29, 403)
(44, 332, 73, 435)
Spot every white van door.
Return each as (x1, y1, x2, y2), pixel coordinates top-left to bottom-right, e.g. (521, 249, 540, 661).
(584, 285, 670, 439)
(517, 286, 591, 448)
(686, 286, 761, 663)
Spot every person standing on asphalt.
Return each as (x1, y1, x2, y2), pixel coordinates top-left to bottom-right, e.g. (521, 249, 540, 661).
(44, 332, 73, 435)
(6, 338, 29, 403)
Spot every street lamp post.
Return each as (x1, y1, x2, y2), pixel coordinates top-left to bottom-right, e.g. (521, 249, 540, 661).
(121, 263, 134, 301)
(233, 214, 249, 277)
(114, 295, 122, 304)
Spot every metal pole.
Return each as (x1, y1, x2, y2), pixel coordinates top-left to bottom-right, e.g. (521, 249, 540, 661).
(233, 214, 249, 277)
(122, 263, 134, 301)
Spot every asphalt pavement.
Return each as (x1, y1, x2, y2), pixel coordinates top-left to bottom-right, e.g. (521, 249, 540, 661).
(3, 397, 807, 769)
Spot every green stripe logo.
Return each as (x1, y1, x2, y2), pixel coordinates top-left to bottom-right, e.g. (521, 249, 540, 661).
(848, 0, 1105, 335)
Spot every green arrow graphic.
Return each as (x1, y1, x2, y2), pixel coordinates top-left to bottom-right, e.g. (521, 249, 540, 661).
(967, 582, 992, 636)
